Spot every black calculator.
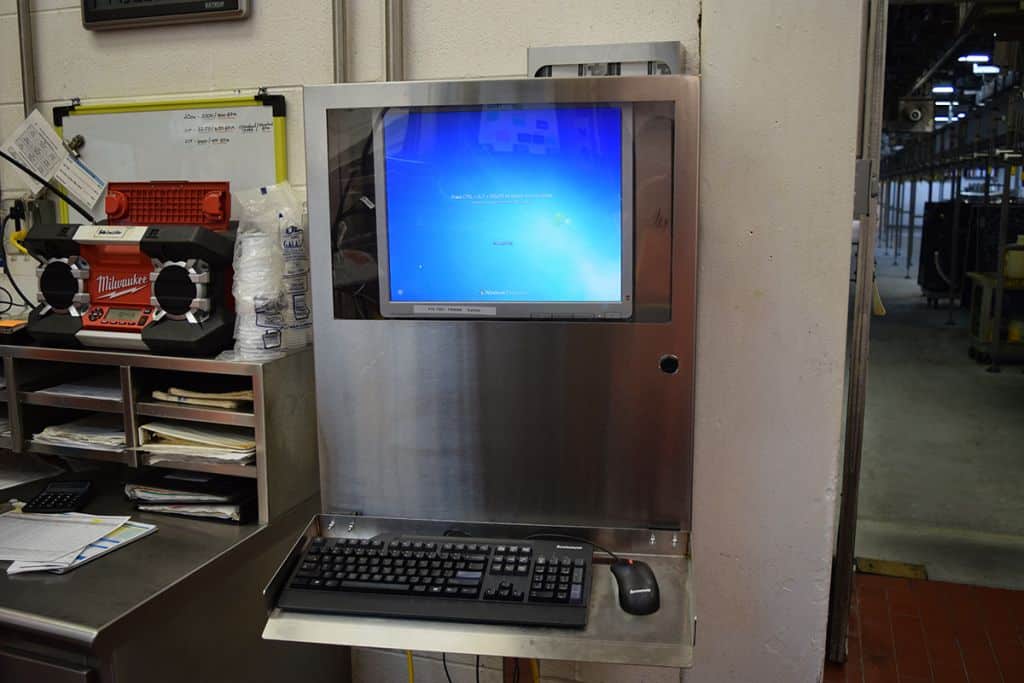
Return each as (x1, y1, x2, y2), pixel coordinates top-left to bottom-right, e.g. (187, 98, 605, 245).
(23, 481, 93, 513)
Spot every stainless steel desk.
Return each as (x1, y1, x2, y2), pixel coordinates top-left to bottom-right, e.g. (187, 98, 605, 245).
(0, 475, 349, 683)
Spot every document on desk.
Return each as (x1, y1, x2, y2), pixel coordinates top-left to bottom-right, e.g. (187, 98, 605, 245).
(7, 519, 156, 574)
(0, 511, 130, 562)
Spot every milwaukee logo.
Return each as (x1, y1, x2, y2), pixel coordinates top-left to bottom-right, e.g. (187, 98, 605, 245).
(96, 274, 149, 300)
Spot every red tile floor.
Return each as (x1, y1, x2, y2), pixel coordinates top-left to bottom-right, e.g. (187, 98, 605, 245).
(824, 573, 1024, 683)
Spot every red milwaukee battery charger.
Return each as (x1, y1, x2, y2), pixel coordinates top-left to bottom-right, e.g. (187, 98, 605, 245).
(25, 181, 236, 356)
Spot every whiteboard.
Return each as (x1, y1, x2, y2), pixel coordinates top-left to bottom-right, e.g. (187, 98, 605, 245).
(61, 103, 280, 222)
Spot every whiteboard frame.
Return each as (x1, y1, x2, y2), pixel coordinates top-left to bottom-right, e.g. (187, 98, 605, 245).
(53, 94, 287, 222)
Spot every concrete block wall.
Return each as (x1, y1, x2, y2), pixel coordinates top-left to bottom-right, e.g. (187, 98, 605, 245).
(0, 2, 863, 682)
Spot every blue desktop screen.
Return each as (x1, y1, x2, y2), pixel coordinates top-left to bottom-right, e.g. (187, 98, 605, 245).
(381, 105, 624, 303)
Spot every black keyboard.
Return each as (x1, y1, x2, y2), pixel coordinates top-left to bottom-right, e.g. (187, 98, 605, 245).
(277, 534, 594, 628)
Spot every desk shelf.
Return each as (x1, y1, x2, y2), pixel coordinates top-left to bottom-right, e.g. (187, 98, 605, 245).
(135, 401, 256, 428)
(19, 391, 124, 414)
(0, 345, 318, 524)
(262, 514, 695, 669)
(139, 454, 258, 479)
(27, 441, 135, 466)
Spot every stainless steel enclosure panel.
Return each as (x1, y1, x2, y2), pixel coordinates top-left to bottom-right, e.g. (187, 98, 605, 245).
(305, 76, 699, 530)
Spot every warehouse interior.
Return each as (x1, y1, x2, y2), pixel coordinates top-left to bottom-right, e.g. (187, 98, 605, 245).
(825, 2, 1024, 681)
(857, 1, 1024, 589)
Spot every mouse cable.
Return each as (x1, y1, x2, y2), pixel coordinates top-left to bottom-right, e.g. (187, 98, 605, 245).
(0, 149, 96, 223)
(441, 652, 453, 683)
(475, 655, 480, 683)
(524, 533, 620, 561)
(406, 650, 415, 683)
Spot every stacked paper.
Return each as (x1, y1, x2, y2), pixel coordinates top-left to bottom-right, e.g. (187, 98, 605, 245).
(34, 374, 122, 401)
(152, 387, 254, 410)
(138, 421, 256, 466)
(0, 511, 130, 564)
(6, 517, 156, 575)
(33, 414, 126, 452)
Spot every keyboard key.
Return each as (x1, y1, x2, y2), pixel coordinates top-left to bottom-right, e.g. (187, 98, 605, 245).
(449, 576, 481, 587)
(309, 578, 324, 588)
(572, 568, 584, 583)
(560, 558, 572, 567)
(530, 590, 553, 601)
(511, 590, 524, 602)
(325, 580, 340, 589)
(570, 583, 584, 604)
(412, 585, 427, 593)
(342, 580, 410, 594)
(556, 590, 568, 602)
(466, 554, 487, 563)
(468, 562, 485, 571)
(573, 558, 586, 567)
(443, 586, 459, 596)
(459, 587, 478, 597)
(290, 578, 310, 588)
(428, 585, 443, 595)
(455, 570, 483, 580)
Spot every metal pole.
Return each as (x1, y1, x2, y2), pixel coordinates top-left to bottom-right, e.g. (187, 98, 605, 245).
(989, 160, 1014, 373)
(16, 0, 37, 117)
(384, 0, 405, 81)
(894, 179, 904, 262)
(332, 0, 347, 83)
(878, 180, 888, 244)
(827, 0, 887, 664)
(906, 178, 917, 278)
(947, 168, 962, 325)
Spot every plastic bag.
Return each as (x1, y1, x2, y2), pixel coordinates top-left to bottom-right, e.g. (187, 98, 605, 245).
(231, 182, 311, 359)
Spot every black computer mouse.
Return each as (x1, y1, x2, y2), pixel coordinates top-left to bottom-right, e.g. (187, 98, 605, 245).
(610, 558, 660, 615)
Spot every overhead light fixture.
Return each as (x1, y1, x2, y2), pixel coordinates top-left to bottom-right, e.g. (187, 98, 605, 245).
(935, 116, 951, 122)
(933, 85, 955, 94)
(973, 64, 1000, 75)
(935, 101, 960, 106)
(958, 113, 967, 119)
(958, 54, 990, 63)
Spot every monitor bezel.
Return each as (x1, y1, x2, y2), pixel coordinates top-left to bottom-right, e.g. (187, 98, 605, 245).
(372, 103, 635, 320)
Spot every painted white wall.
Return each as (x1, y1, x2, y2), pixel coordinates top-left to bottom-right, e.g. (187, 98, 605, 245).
(0, 0, 333, 308)
(0, 1, 862, 681)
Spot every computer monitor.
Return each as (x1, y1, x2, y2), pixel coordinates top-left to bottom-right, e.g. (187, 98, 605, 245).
(372, 104, 634, 319)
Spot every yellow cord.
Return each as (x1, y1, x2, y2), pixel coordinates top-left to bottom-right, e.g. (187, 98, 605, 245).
(530, 659, 540, 683)
(406, 650, 415, 683)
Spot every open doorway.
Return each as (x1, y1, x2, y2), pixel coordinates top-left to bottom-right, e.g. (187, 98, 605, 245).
(829, 1, 1024, 677)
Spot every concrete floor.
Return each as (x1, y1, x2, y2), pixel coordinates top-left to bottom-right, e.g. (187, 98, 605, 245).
(854, 238, 1024, 589)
